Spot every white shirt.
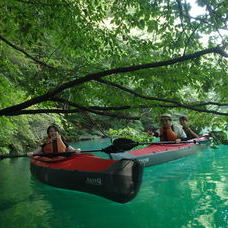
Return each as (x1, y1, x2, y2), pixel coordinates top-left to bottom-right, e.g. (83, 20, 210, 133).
(172, 125, 187, 138)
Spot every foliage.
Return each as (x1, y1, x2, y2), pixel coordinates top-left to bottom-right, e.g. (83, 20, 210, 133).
(0, 75, 66, 153)
(212, 131, 228, 142)
(0, 0, 227, 153)
(108, 127, 155, 143)
(209, 131, 228, 148)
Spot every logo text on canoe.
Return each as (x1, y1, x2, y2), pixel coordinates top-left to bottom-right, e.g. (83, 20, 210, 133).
(138, 158, 149, 164)
(85, 177, 102, 185)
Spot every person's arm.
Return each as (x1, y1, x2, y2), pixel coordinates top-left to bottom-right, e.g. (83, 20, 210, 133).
(184, 127, 199, 138)
(147, 128, 159, 137)
(61, 137, 81, 154)
(27, 147, 42, 157)
(174, 125, 187, 142)
(66, 146, 81, 154)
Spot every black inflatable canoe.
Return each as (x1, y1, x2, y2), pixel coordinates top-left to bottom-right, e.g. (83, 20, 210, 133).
(30, 153, 143, 203)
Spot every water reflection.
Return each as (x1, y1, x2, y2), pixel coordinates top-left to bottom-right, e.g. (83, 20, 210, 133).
(137, 145, 228, 228)
(0, 159, 54, 228)
(0, 141, 228, 228)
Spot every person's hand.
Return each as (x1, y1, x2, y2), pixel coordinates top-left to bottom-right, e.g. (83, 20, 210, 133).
(56, 132, 61, 139)
(27, 152, 34, 157)
(74, 148, 81, 154)
(175, 138, 181, 143)
(51, 132, 61, 141)
(67, 146, 81, 153)
(147, 130, 154, 137)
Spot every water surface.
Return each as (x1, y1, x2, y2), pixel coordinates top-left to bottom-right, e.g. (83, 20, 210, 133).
(0, 139, 227, 228)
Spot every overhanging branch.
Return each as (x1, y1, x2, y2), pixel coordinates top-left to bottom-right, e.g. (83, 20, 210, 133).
(4, 99, 227, 118)
(96, 78, 228, 107)
(8, 104, 140, 120)
(50, 97, 140, 120)
(0, 34, 56, 69)
(0, 45, 227, 116)
(15, 0, 69, 6)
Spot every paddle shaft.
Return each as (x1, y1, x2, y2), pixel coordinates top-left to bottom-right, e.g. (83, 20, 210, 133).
(0, 140, 199, 160)
(0, 149, 105, 160)
(110, 138, 199, 153)
(136, 140, 197, 145)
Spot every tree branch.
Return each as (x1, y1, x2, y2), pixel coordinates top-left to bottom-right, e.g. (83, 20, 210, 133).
(15, 0, 69, 6)
(13, 103, 227, 117)
(96, 79, 228, 107)
(51, 97, 176, 110)
(5, 96, 227, 118)
(5, 108, 140, 120)
(96, 78, 180, 104)
(95, 79, 228, 116)
(50, 97, 140, 120)
(191, 102, 228, 107)
(0, 45, 227, 116)
(0, 34, 56, 69)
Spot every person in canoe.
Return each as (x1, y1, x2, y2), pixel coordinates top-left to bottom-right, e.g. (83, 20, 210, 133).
(149, 113, 187, 142)
(27, 125, 81, 157)
(179, 115, 199, 140)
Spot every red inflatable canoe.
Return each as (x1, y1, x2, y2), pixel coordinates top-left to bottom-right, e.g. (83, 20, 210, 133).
(30, 153, 143, 203)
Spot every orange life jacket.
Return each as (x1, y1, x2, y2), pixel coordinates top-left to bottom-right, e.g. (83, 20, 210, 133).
(160, 125, 177, 141)
(42, 137, 67, 153)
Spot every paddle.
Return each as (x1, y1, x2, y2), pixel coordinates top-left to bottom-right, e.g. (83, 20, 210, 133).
(111, 138, 197, 152)
(0, 144, 121, 160)
(0, 138, 198, 160)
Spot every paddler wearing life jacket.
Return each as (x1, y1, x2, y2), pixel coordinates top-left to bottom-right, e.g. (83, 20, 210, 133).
(179, 115, 199, 140)
(151, 113, 187, 143)
(27, 125, 81, 157)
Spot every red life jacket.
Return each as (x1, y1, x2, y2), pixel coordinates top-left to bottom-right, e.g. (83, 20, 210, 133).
(160, 125, 177, 141)
(42, 137, 67, 153)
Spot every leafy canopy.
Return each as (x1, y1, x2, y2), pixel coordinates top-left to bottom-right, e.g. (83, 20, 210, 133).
(0, 0, 227, 138)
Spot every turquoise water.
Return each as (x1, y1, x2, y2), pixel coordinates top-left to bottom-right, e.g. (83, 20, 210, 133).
(0, 138, 227, 228)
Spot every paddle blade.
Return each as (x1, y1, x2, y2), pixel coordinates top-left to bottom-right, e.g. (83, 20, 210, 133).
(101, 145, 121, 154)
(101, 138, 138, 154)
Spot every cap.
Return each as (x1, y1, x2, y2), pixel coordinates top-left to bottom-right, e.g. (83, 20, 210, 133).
(160, 113, 172, 120)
